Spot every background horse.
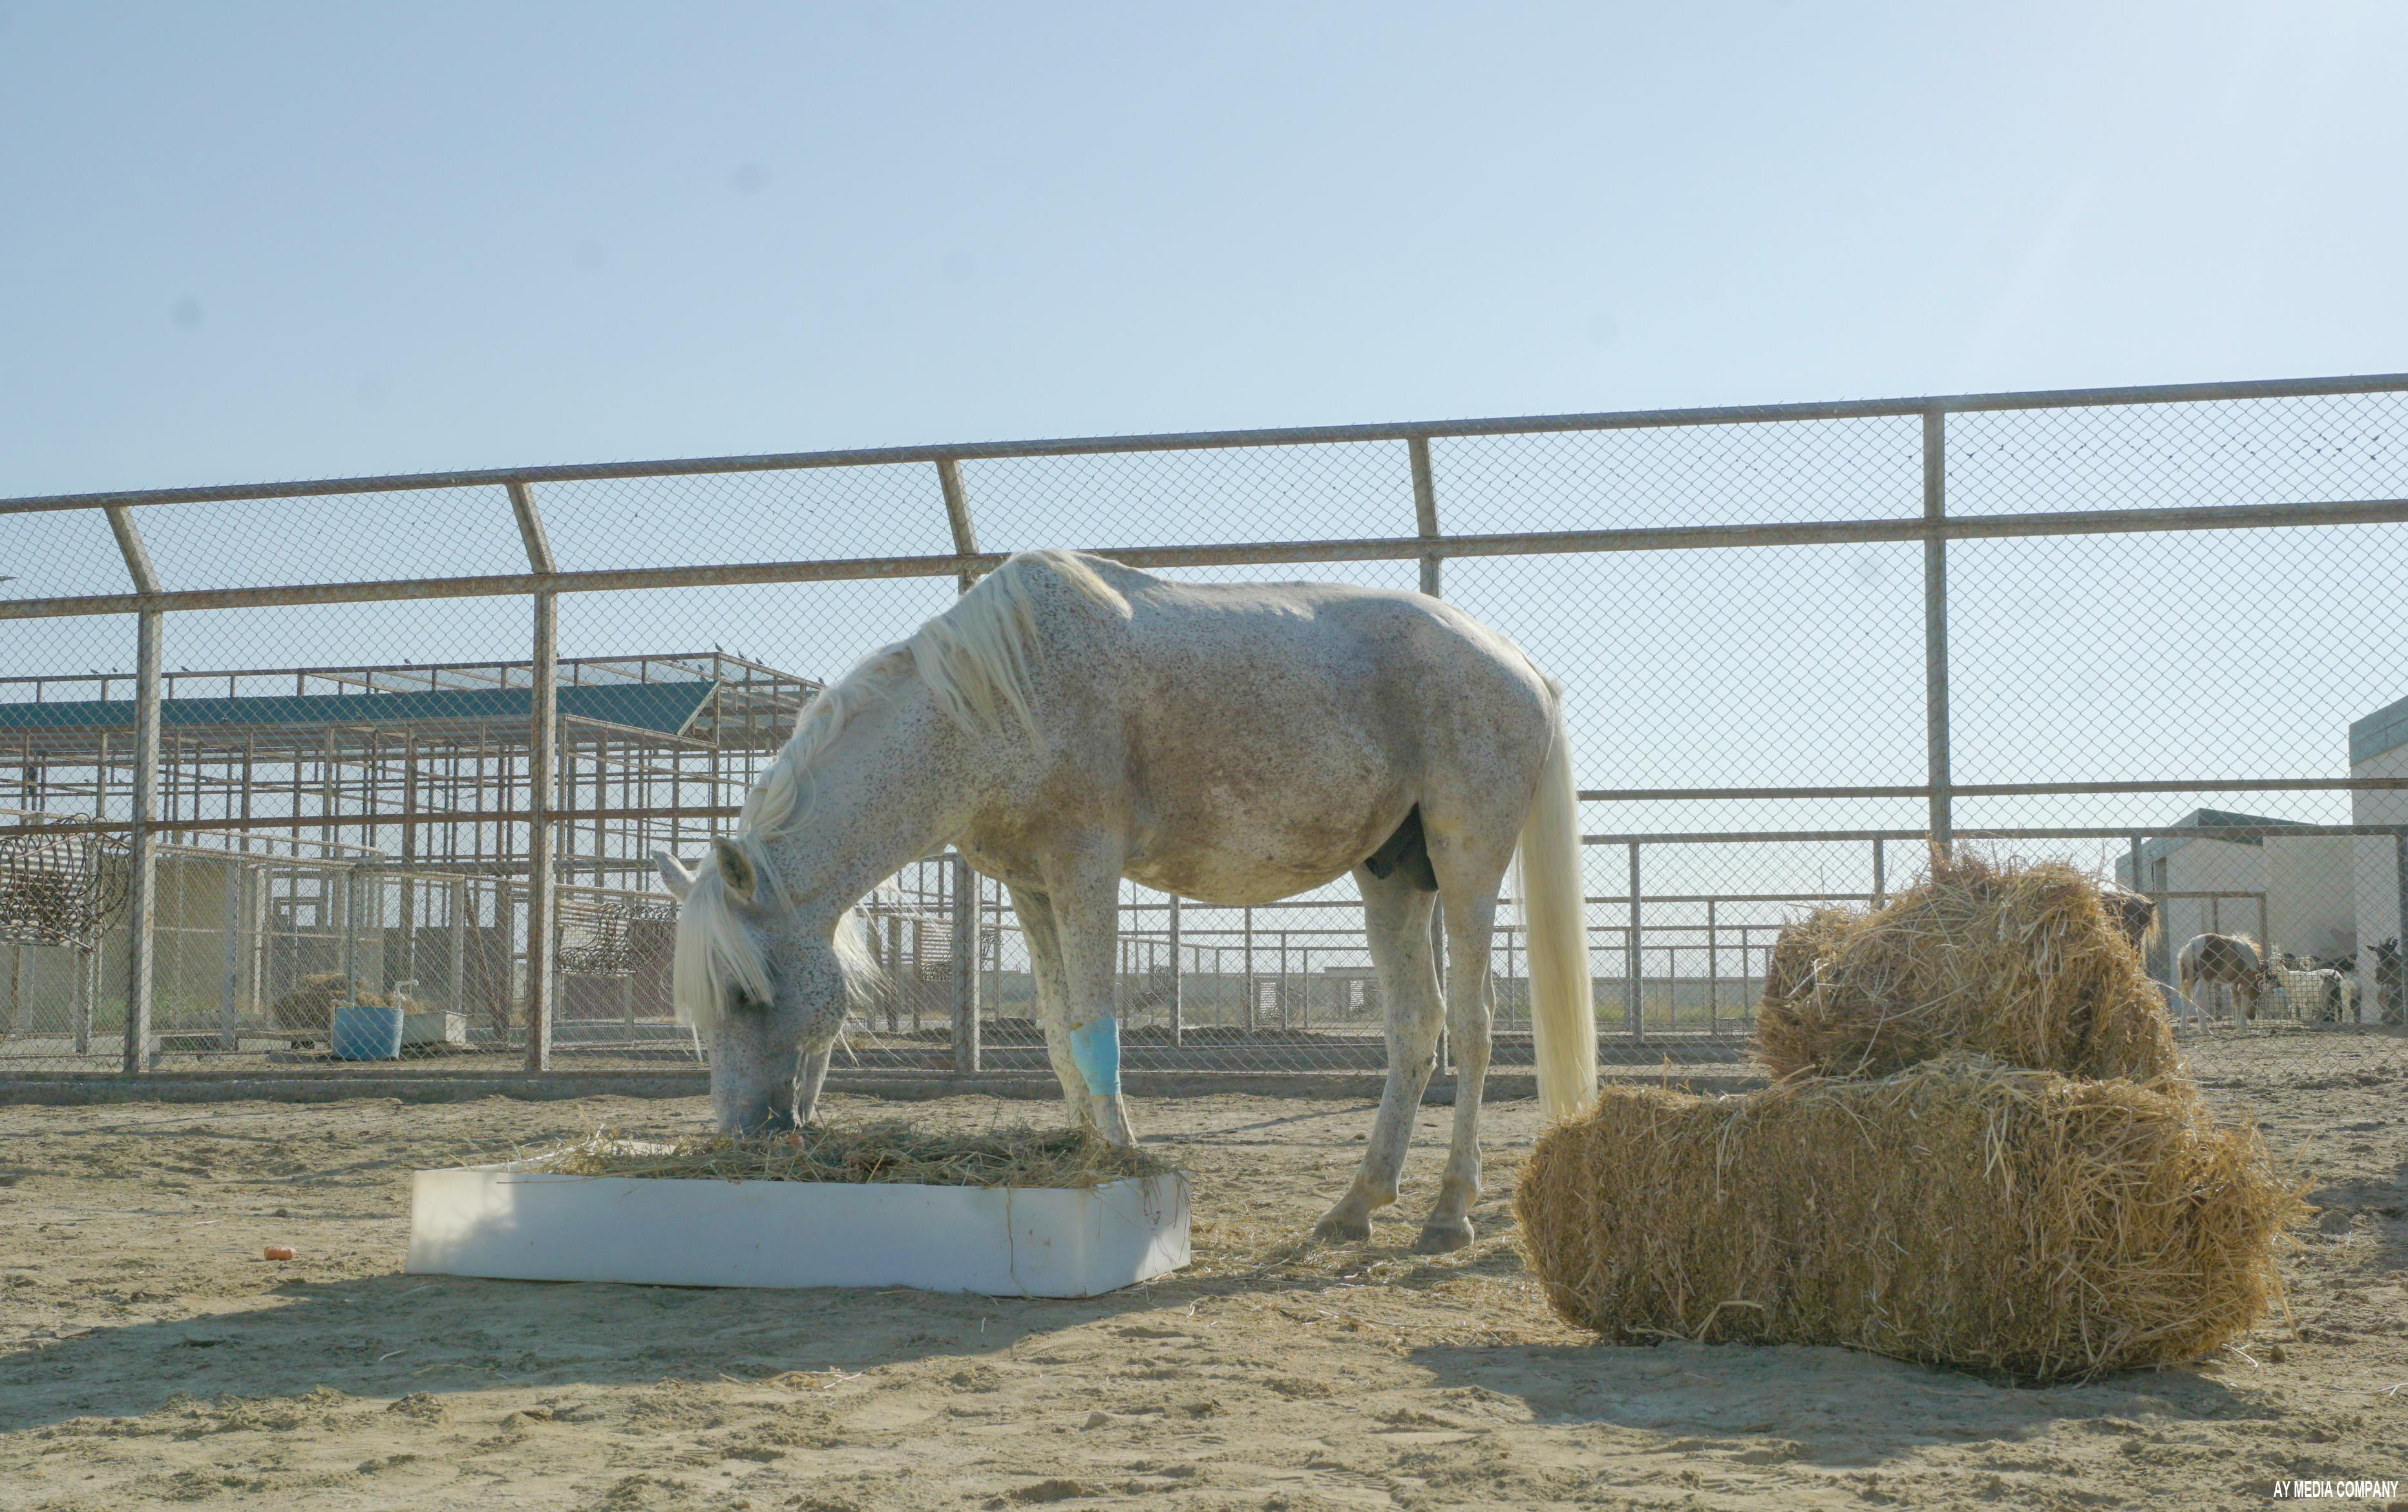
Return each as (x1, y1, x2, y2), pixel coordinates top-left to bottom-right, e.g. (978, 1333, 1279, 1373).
(654, 550, 1596, 1252)
(2097, 881, 2159, 954)
(2178, 932, 2270, 1021)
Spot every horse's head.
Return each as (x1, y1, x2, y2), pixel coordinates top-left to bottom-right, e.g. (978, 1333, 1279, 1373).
(656, 843, 878, 1133)
(2096, 881, 2159, 951)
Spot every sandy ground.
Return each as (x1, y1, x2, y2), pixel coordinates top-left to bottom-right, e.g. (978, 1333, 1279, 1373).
(1, 1044, 2404, 1511)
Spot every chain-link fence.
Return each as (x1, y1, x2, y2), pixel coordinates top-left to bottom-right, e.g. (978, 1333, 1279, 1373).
(5, 374, 2405, 1126)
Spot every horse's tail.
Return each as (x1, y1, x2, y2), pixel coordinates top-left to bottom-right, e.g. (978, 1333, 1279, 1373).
(1518, 693, 1596, 1123)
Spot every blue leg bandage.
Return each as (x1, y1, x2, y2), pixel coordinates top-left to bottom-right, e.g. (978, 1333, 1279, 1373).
(1068, 1017, 1122, 1098)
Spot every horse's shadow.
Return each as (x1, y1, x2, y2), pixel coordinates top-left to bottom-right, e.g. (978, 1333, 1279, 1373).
(0, 1224, 1498, 1438)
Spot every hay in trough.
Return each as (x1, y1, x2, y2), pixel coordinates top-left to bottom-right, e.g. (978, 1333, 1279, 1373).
(531, 1119, 1178, 1190)
(1514, 1057, 2303, 1381)
(1757, 851, 2183, 1087)
(264, 973, 430, 1035)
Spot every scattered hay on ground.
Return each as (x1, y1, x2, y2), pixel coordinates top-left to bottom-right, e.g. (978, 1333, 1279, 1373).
(529, 1119, 1179, 1189)
(1516, 1056, 2303, 1381)
(1757, 851, 2182, 1087)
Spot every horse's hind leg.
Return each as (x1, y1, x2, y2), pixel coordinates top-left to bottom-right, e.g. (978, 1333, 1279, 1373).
(1414, 882, 1501, 1254)
(1313, 867, 1442, 1244)
(1007, 883, 1092, 1129)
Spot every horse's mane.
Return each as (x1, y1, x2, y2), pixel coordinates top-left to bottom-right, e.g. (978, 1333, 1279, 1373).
(671, 551, 1126, 1034)
(740, 549, 1123, 854)
(910, 548, 1124, 744)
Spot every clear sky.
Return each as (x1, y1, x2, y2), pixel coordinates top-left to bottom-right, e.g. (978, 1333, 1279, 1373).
(5, 3, 2405, 927)
(5, 1, 2405, 495)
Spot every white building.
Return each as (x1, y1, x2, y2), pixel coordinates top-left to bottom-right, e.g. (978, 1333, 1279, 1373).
(2116, 809, 2359, 981)
(2348, 693, 2408, 987)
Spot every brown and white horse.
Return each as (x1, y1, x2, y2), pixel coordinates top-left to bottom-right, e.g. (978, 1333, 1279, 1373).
(2177, 932, 2271, 1021)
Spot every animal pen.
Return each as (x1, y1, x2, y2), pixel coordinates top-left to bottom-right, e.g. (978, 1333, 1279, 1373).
(4, 373, 2408, 1125)
(0, 653, 838, 1062)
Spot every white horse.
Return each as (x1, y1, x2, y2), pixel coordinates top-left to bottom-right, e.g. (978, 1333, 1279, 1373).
(653, 550, 1596, 1251)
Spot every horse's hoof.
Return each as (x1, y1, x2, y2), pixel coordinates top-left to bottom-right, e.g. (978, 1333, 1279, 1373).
(1312, 1212, 1373, 1245)
(1412, 1219, 1474, 1254)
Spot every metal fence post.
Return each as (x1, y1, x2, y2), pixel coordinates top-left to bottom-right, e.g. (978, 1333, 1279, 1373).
(1241, 905, 1255, 1033)
(1167, 890, 1183, 1047)
(123, 608, 161, 1072)
(1921, 407, 1954, 856)
(525, 594, 558, 1069)
(1625, 839, 1643, 1044)
(936, 459, 986, 1071)
(1706, 897, 1718, 1036)
(509, 481, 559, 1071)
(976, 882, 991, 1019)
(2394, 830, 2408, 1020)
(75, 947, 95, 1055)
(339, 865, 357, 1011)
(449, 874, 469, 1018)
(951, 853, 980, 1072)
(1410, 436, 1442, 598)
(937, 459, 978, 593)
(1411, 435, 1451, 1066)
(1281, 929, 1300, 1035)
(398, 732, 418, 984)
(219, 863, 241, 1051)
(105, 505, 162, 1074)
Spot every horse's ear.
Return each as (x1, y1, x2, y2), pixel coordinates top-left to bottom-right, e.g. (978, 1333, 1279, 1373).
(711, 837, 758, 902)
(653, 850, 697, 901)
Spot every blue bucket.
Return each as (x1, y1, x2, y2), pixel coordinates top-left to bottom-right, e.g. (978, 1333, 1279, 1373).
(332, 1003, 406, 1061)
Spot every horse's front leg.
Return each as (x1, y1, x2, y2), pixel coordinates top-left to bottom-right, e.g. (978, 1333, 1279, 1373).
(1006, 882, 1093, 1129)
(1046, 853, 1141, 1148)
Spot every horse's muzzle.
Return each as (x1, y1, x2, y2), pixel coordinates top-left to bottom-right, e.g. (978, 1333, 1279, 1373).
(719, 1078, 799, 1135)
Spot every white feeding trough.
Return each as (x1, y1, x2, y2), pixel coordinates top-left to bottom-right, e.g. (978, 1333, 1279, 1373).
(405, 1140, 1190, 1297)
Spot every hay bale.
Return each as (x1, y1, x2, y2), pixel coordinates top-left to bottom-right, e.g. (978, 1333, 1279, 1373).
(1757, 852, 2182, 1087)
(1515, 1058, 2303, 1381)
(266, 972, 349, 1032)
(1760, 906, 1857, 1004)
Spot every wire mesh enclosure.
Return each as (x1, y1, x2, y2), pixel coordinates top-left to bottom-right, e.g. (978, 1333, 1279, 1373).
(3, 373, 2405, 1119)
